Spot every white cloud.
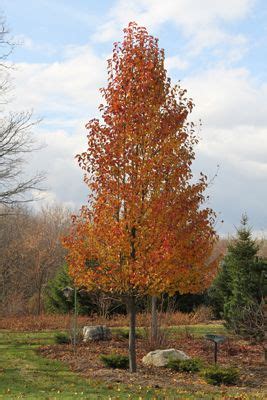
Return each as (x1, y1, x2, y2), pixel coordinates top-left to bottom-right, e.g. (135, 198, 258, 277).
(185, 67, 267, 128)
(184, 67, 267, 177)
(183, 65, 267, 233)
(165, 55, 189, 71)
(197, 126, 267, 178)
(25, 127, 88, 210)
(93, 0, 254, 58)
(10, 44, 107, 118)
(5, 43, 108, 212)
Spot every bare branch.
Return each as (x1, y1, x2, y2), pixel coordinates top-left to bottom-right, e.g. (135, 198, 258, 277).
(0, 17, 46, 208)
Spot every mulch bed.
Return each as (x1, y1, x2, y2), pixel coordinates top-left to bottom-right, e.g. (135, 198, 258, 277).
(38, 333, 267, 395)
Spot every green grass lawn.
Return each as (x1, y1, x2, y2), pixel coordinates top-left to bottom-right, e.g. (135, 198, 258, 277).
(0, 329, 264, 399)
(112, 323, 227, 338)
(0, 331, 174, 399)
(167, 323, 227, 336)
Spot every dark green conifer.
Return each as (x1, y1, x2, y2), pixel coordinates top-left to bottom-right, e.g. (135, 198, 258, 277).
(44, 264, 93, 315)
(210, 215, 266, 341)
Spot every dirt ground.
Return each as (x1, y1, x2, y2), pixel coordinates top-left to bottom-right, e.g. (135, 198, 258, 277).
(39, 332, 267, 395)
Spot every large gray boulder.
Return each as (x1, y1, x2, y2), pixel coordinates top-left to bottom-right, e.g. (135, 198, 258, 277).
(83, 325, 111, 342)
(142, 348, 190, 367)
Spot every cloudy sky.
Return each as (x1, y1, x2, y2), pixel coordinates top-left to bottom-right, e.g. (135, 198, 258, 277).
(1, 0, 267, 236)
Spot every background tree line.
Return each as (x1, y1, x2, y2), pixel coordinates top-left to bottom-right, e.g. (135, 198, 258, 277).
(0, 205, 69, 315)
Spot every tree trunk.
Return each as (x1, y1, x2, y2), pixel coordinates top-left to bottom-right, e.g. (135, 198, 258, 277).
(37, 284, 42, 315)
(127, 295, 137, 372)
(151, 295, 158, 343)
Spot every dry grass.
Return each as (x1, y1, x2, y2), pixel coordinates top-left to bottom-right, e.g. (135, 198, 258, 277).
(158, 305, 214, 326)
(0, 314, 122, 332)
(0, 306, 215, 332)
(142, 326, 170, 352)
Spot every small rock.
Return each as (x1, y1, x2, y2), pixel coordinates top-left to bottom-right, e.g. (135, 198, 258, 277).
(83, 325, 111, 342)
(142, 348, 190, 367)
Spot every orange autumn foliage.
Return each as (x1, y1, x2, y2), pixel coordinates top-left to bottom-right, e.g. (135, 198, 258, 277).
(63, 22, 218, 298)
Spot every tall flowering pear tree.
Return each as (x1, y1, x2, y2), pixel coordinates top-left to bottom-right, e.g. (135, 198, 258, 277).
(63, 23, 218, 372)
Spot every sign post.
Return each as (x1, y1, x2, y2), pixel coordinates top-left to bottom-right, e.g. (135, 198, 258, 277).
(62, 286, 77, 352)
(205, 334, 226, 364)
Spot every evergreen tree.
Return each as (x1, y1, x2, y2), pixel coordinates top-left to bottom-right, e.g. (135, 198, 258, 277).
(208, 261, 232, 318)
(210, 215, 266, 340)
(44, 264, 94, 315)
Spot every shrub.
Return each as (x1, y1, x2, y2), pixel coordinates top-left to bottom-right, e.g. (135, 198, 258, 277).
(190, 305, 214, 323)
(167, 358, 203, 373)
(68, 329, 84, 345)
(201, 366, 239, 386)
(143, 327, 170, 351)
(54, 332, 70, 344)
(115, 328, 142, 339)
(116, 329, 129, 339)
(100, 354, 129, 369)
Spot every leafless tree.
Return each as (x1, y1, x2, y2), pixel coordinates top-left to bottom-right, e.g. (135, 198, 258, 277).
(0, 16, 44, 208)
